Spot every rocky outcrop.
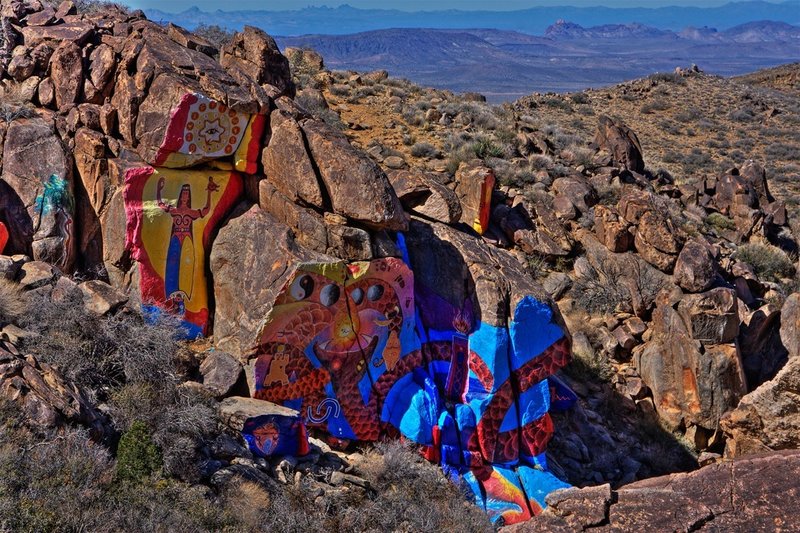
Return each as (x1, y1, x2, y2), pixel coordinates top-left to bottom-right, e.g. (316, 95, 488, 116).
(0, 339, 108, 439)
(299, 118, 407, 230)
(721, 294, 800, 457)
(519, 451, 800, 532)
(634, 289, 746, 437)
(210, 205, 331, 359)
(388, 169, 462, 224)
(219, 25, 294, 98)
(593, 115, 645, 173)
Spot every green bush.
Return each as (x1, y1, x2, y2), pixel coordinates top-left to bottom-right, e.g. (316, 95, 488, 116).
(471, 139, 504, 159)
(115, 421, 162, 483)
(410, 142, 439, 158)
(706, 212, 736, 232)
(735, 243, 796, 282)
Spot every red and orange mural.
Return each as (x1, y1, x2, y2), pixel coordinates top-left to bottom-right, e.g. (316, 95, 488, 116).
(152, 92, 265, 174)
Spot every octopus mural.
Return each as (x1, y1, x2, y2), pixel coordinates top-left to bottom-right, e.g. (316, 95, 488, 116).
(248, 252, 573, 525)
(124, 166, 243, 337)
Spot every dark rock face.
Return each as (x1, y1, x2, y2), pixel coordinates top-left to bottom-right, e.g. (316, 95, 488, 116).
(515, 451, 800, 532)
(634, 290, 746, 433)
(674, 239, 718, 293)
(210, 205, 332, 359)
(0, 118, 74, 271)
(593, 115, 645, 173)
(721, 294, 800, 457)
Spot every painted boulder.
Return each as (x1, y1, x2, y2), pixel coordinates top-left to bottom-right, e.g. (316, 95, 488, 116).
(250, 243, 573, 524)
(124, 166, 243, 337)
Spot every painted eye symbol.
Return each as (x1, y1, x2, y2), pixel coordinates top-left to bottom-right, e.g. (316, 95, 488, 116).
(350, 287, 364, 305)
(320, 284, 340, 307)
(290, 274, 314, 301)
(367, 284, 384, 301)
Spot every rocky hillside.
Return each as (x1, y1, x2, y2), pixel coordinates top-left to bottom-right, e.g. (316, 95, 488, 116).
(284, 49, 800, 523)
(0, 0, 799, 529)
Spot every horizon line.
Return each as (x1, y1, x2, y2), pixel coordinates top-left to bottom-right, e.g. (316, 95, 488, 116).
(143, 0, 797, 16)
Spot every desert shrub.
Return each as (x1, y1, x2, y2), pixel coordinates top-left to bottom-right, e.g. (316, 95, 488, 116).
(735, 243, 796, 282)
(640, 99, 671, 114)
(116, 421, 162, 483)
(529, 154, 553, 170)
(192, 24, 234, 52)
(765, 143, 800, 161)
(410, 142, 439, 158)
(295, 92, 343, 130)
(572, 257, 668, 315)
(571, 147, 595, 168)
(402, 108, 425, 126)
(729, 107, 757, 123)
(541, 97, 572, 112)
(19, 290, 180, 394)
(0, 425, 115, 532)
(0, 100, 35, 122)
(338, 441, 492, 532)
(0, 279, 26, 324)
(648, 72, 687, 85)
(328, 84, 350, 97)
(706, 212, 736, 231)
(570, 92, 590, 104)
(471, 138, 504, 159)
(659, 119, 681, 135)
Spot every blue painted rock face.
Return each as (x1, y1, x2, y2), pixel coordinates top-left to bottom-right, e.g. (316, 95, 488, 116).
(247, 225, 575, 525)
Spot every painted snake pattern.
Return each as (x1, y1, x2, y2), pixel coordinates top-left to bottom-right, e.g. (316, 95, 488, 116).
(252, 257, 570, 463)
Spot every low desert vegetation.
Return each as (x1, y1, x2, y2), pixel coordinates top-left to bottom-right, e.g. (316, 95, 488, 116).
(0, 286, 490, 532)
(734, 242, 796, 282)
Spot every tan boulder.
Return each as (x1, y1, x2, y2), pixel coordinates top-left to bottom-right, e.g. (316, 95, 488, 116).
(300, 118, 406, 231)
(388, 169, 462, 224)
(49, 40, 83, 110)
(635, 296, 746, 433)
(78, 279, 128, 315)
(209, 205, 332, 358)
(261, 114, 323, 208)
(454, 159, 495, 234)
(594, 204, 633, 253)
(219, 25, 294, 97)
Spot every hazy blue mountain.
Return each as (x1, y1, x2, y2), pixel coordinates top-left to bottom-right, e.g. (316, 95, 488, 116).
(275, 22, 800, 102)
(145, 1, 800, 36)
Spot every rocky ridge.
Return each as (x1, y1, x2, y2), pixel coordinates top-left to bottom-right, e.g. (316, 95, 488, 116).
(0, 0, 798, 528)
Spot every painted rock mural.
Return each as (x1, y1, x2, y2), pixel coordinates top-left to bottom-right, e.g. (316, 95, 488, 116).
(249, 250, 572, 524)
(151, 92, 265, 174)
(124, 166, 243, 337)
(120, 87, 573, 524)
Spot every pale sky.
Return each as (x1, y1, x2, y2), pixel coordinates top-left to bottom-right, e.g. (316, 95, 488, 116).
(127, 0, 778, 12)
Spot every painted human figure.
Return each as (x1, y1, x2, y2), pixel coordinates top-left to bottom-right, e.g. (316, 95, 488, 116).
(156, 176, 219, 310)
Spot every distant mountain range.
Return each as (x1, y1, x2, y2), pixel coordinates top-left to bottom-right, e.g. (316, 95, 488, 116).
(145, 1, 800, 36)
(146, 2, 800, 102)
(275, 21, 800, 102)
